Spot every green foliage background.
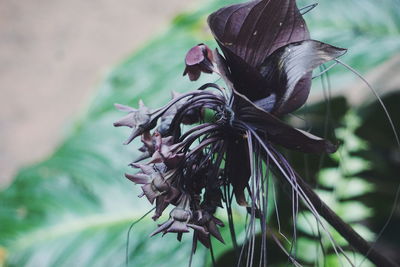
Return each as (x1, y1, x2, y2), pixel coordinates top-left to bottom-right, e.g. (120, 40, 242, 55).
(1, 0, 399, 266)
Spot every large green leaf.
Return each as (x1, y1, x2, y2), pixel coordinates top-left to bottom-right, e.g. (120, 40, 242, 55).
(1, 0, 399, 266)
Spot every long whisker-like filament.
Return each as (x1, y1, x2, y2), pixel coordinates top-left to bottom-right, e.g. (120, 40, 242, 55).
(335, 58, 400, 266)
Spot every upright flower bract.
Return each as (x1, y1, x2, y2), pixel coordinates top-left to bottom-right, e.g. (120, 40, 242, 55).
(113, 0, 362, 265)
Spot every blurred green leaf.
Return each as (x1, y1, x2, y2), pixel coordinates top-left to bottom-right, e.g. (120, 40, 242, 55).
(300, 0, 400, 89)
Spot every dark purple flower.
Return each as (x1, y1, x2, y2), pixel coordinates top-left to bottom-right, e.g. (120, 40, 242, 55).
(192, 210, 225, 249)
(148, 132, 184, 168)
(208, 0, 346, 114)
(204, 0, 346, 205)
(183, 44, 215, 81)
(113, 1, 362, 265)
(150, 195, 208, 239)
(113, 100, 156, 144)
(125, 165, 179, 210)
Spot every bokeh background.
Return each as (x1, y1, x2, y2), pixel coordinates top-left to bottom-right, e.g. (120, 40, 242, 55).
(1, 0, 399, 266)
(0, 0, 198, 187)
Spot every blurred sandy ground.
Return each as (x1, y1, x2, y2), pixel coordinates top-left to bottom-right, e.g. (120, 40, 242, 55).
(0, 0, 197, 187)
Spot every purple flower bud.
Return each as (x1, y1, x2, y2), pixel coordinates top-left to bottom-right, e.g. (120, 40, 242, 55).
(113, 100, 156, 144)
(193, 210, 225, 248)
(150, 195, 207, 237)
(183, 44, 215, 81)
(148, 132, 184, 168)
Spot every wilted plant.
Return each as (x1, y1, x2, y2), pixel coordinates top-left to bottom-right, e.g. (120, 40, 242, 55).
(114, 0, 398, 266)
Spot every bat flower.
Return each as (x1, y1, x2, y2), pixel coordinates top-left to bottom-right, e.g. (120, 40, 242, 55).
(202, 0, 346, 205)
(113, 1, 388, 266)
(126, 166, 179, 206)
(151, 195, 208, 240)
